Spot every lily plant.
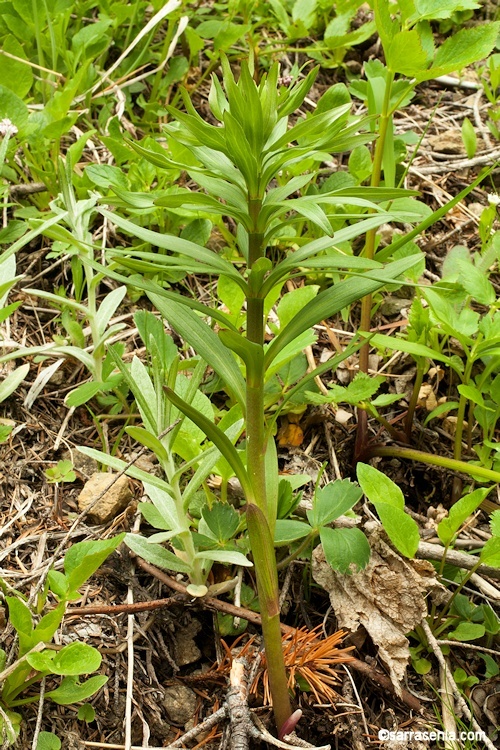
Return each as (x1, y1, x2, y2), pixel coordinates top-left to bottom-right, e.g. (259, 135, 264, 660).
(92, 59, 426, 734)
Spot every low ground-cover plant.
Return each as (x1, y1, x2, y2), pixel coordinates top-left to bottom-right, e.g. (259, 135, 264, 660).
(0, 156, 132, 422)
(410, 492, 500, 676)
(0, 536, 123, 747)
(349, 0, 499, 455)
(79, 309, 254, 597)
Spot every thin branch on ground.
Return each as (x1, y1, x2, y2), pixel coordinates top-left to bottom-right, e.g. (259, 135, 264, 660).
(435, 640, 500, 657)
(30, 675, 46, 750)
(250, 713, 330, 750)
(227, 658, 252, 750)
(133, 557, 423, 713)
(124, 586, 135, 750)
(440, 659, 460, 750)
(340, 672, 367, 750)
(421, 619, 496, 750)
(416, 542, 500, 581)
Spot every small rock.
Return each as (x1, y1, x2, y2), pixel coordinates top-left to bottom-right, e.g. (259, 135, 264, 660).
(62, 733, 86, 750)
(62, 449, 98, 479)
(78, 472, 132, 523)
(335, 408, 353, 425)
(377, 223, 404, 246)
(163, 684, 197, 726)
(174, 617, 202, 666)
(380, 296, 413, 317)
(428, 129, 465, 154)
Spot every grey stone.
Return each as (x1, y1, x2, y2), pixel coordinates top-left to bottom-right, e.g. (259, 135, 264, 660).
(163, 683, 198, 726)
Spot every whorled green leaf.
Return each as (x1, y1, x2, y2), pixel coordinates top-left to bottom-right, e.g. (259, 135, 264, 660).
(163, 386, 252, 499)
(265, 255, 420, 367)
(150, 292, 246, 407)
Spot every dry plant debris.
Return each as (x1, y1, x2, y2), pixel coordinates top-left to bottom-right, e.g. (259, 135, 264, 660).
(312, 528, 446, 695)
(252, 625, 355, 706)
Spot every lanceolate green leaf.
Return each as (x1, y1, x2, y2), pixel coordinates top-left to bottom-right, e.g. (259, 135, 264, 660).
(263, 215, 397, 292)
(163, 387, 252, 499)
(149, 292, 246, 407)
(218, 329, 263, 380)
(368, 333, 456, 368)
(124, 533, 192, 573)
(265, 255, 420, 367)
(84, 258, 239, 331)
(77, 446, 177, 498)
(100, 208, 243, 283)
(375, 170, 492, 262)
(438, 488, 492, 546)
(1, 212, 68, 266)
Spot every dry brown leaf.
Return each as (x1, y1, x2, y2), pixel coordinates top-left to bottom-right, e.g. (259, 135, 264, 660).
(417, 383, 437, 411)
(442, 415, 468, 437)
(312, 528, 445, 696)
(277, 415, 304, 447)
(335, 408, 353, 425)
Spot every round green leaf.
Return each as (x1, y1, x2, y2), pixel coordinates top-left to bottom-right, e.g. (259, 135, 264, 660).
(77, 704, 96, 723)
(52, 642, 102, 675)
(36, 731, 61, 750)
(0, 84, 28, 130)
(448, 622, 486, 642)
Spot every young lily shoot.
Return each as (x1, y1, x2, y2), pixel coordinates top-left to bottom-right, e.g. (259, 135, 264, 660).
(90, 59, 429, 735)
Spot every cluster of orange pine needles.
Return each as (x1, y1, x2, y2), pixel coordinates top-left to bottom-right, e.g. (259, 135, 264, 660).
(254, 625, 355, 705)
(217, 624, 354, 706)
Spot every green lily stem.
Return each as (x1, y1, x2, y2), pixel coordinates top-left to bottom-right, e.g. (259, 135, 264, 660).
(356, 71, 395, 457)
(365, 444, 500, 485)
(244, 217, 292, 732)
(405, 357, 425, 438)
(246, 505, 291, 733)
(358, 70, 396, 366)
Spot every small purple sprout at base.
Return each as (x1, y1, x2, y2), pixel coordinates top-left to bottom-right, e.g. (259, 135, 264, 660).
(278, 709, 303, 740)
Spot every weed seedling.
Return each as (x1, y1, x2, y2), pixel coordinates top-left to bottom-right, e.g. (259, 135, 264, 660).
(0, 536, 123, 747)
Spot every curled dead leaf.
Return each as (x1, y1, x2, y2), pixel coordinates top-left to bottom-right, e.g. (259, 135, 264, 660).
(312, 528, 446, 696)
(417, 383, 437, 411)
